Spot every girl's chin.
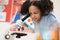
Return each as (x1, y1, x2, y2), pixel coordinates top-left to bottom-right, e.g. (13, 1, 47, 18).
(34, 20, 40, 22)
(33, 20, 38, 22)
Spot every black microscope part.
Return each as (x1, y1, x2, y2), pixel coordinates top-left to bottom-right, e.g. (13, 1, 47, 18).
(11, 33, 27, 38)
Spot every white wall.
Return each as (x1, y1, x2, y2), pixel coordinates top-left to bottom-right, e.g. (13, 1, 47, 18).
(52, 0, 60, 22)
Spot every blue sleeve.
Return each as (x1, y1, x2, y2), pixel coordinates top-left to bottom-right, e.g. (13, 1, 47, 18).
(47, 14, 57, 26)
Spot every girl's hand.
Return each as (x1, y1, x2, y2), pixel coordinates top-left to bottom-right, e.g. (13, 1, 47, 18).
(20, 24, 34, 33)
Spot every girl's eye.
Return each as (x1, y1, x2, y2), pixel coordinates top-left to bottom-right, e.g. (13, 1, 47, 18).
(34, 12, 37, 14)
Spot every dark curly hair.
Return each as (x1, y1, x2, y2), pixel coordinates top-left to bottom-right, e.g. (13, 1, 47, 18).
(20, 0, 53, 16)
(20, 1, 31, 15)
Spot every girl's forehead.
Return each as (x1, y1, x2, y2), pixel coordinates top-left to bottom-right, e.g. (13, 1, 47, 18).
(29, 6, 40, 12)
(29, 5, 39, 10)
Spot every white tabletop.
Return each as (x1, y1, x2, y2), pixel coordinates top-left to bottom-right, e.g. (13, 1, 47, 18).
(0, 22, 38, 40)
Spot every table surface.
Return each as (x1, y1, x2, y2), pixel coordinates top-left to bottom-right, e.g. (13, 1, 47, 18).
(0, 22, 38, 40)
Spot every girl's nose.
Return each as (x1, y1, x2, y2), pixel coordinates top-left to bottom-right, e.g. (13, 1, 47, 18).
(30, 14, 35, 19)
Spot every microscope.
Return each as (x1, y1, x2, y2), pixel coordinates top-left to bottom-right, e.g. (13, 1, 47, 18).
(5, 14, 35, 40)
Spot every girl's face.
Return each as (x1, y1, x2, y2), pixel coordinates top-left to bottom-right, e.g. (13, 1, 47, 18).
(29, 5, 42, 22)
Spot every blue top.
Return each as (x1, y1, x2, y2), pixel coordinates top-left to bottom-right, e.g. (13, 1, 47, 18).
(33, 13, 58, 40)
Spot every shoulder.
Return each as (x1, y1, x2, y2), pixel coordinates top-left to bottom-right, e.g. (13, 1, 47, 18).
(42, 13, 57, 26)
(47, 13, 57, 23)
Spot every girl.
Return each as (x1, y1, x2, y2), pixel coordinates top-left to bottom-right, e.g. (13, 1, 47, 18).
(20, 0, 59, 40)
